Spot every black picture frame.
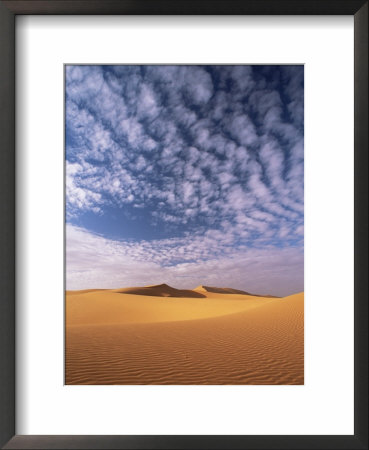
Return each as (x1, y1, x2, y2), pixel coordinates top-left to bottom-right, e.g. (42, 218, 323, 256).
(0, 1, 367, 449)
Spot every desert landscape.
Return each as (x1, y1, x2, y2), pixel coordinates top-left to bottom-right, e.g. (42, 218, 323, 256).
(65, 284, 304, 385)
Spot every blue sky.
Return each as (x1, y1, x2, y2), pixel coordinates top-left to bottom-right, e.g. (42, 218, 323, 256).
(66, 65, 304, 296)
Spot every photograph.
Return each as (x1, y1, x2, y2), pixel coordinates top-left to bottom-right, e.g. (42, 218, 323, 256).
(65, 64, 304, 385)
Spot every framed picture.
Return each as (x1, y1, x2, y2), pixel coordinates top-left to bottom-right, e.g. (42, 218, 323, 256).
(0, 1, 367, 449)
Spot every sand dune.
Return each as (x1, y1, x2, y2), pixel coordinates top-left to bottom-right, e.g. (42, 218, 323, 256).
(65, 288, 108, 295)
(194, 284, 280, 297)
(66, 289, 276, 326)
(194, 285, 254, 295)
(114, 283, 206, 298)
(66, 287, 303, 385)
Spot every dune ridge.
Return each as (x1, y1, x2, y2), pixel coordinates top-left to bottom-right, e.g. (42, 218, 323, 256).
(194, 285, 254, 295)
(194, 285, 279, 297)
(114, 283, 206, 298)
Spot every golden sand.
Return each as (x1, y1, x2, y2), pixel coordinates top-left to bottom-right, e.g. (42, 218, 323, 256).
(65, 286, 304, 385)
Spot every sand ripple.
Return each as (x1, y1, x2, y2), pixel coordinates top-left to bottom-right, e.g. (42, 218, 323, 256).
(66, 293, 303, 385)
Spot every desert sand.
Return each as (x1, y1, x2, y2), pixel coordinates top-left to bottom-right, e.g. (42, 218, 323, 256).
(65, 284, 304, 385)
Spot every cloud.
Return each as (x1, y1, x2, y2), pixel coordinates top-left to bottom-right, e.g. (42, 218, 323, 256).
(66, 66, 303, 229)
(67, 224, 303, 296)
(66, 162, 102, 215)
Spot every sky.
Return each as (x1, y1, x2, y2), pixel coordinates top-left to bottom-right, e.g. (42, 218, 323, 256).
(66, 65, 304, 296)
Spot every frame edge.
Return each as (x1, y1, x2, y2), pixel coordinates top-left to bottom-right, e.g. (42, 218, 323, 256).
(0, 0, 15, 449)
(354, 2, 369, 448)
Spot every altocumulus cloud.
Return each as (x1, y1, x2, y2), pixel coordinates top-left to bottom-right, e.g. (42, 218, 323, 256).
(66, 65, 304, 296)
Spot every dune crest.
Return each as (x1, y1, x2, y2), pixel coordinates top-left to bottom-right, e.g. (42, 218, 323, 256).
(113, 283, 206, 298)
(194, 285, 280, 298)
(194, 285, 254, 295)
